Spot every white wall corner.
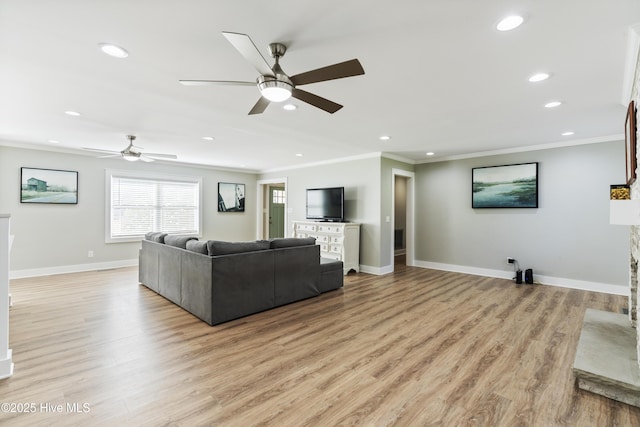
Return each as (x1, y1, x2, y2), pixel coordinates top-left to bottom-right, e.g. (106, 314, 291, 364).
(622, 23, 640, 105)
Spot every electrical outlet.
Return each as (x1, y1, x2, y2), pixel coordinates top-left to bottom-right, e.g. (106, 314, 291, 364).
(88, 250, 94, 258)
(507, 257, 515, 264)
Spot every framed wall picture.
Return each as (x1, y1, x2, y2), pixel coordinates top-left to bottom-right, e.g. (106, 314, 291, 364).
(20, 167, 78, 204)
(472, 162, 538, 208)
(626, 100, 637, 186)
(218, 182, 245, 212)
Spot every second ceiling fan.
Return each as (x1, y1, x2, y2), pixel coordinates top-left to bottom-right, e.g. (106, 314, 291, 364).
(179, 31, 365, 115)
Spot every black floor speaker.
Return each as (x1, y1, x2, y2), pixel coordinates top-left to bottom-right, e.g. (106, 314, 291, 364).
(524, 268, 533, 284)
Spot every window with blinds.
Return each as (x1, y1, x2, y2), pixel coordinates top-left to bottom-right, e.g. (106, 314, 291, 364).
(106, 170, 202, 242)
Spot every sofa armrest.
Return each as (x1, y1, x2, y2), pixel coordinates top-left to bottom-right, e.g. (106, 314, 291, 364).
(139, 240, 160, 292)
(210, 250, 276, 325)
(181, 252, 214, 324)
(273, 244, 320, 305)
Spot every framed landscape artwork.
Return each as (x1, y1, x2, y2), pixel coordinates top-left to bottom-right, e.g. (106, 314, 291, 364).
(218, 182, 245, 212)
(472, 162, 538, 208)
(626, 100, 637, 185)
(20, 167, 78, 204)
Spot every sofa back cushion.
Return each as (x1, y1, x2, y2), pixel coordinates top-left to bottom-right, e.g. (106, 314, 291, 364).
(270, 237, 316, 249)
(164, 235, 197, 249)
(144, 232, 167, 243)
(186, 239, 208, 254)
(207, 240, 271, 256)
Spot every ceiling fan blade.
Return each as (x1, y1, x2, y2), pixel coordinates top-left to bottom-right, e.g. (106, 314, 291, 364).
(292, 88, 343, 114)
(139, 156, 155, 163)
(290, 59, 364, 86)
(144, 153, 178, 159)
(81, 147, 120, 154)
(222, 32, 274, 77)
(179, 80, 255, 86)
(248, 97, 270, 115)
(97, 154, 121, 159)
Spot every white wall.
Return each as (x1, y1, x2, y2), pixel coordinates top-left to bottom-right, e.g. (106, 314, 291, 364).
(0, 144, 257, 277)
(259, 155, 382, 270)
(414, 141, 630, 293)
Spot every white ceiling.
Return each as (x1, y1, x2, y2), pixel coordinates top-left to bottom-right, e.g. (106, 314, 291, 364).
(1, 1, 639, 172)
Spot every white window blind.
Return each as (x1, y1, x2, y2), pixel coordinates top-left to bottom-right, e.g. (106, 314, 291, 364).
(107, 171, 201, 242)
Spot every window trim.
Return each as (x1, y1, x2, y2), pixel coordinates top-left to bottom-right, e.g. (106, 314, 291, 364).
(105, 169, 203, 243)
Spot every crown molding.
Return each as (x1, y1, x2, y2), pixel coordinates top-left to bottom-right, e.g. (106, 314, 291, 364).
(414, 134, 624, 164)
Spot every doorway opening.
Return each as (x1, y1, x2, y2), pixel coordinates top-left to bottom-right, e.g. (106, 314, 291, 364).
(256, 178, 288, 240)
(391, 169, 415, 271)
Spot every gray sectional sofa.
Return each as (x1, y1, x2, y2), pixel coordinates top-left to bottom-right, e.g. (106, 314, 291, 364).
(139, 233, 343, 325)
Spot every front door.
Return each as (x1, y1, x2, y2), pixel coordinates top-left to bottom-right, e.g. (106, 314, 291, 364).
(269, 186, 285, 238)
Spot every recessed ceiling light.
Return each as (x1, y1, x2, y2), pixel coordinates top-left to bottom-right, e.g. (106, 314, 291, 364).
(528, 73, 550, 82)
(496, 15, 524, 31)
(544, 101, 562, 108)
(48, 139, 59, 144)
(426, 152, 435, 156)
(283, 104, 297, 111)
(65, 110, 81, 116)
(99, 43, 129, 59)
(561, 131, 575, 136)
(379, 135, 391, 141)
(295, 153, 303, 157)
(202, 136, 215, 141)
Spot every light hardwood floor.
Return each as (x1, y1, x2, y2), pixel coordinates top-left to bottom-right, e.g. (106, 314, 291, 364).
(1, 263, 639, 426)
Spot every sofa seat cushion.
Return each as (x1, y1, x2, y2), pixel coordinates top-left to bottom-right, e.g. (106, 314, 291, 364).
(207, 240, 271, 256)
(186, 239, 208, 254)
(319, 257, 343, 293)
(270, 237, 316, 249)
(164, 235, 198, 249)
(320, 257, 343, 272)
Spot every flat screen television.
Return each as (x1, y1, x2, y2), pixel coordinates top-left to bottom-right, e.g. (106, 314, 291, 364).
(306, 187, 344, 222)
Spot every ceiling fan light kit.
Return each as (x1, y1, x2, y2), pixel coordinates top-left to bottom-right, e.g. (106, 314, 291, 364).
(179, 31, 365, 115)
(257, 76, 293, 102)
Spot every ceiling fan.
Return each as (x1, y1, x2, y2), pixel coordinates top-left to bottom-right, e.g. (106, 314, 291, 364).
(179, 31, 365, 115)
(82, 135, 178, 162)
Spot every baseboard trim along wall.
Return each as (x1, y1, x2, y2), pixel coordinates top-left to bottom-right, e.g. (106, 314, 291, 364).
(414, 260, 628, 296)
(10, 259, 628, 297)
(9, 259, 138, 279)
(359, 264, 394, 276)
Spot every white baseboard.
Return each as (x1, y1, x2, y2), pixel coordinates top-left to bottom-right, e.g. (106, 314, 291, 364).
(359, 264, 394, 276)
(9, 258, 629, 297)
(9, 259, 138, 279)
(414, 260, 628, 296)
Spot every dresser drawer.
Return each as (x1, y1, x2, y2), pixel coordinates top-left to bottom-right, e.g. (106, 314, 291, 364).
(296, 223, 317, 232)
(317, 224, 344, 234)
(316, 235, 329, 243)
(329, 235, 343, 244)
(329, 245, 343, 254)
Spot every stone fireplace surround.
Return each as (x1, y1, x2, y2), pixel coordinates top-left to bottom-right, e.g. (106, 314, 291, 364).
(572, 29, 640, 407)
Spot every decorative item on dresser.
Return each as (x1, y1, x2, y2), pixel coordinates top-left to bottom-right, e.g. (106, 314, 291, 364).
(293, 220, 360, 275)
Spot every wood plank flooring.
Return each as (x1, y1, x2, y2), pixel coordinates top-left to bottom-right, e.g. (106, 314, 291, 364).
(1, 263, 639, 426)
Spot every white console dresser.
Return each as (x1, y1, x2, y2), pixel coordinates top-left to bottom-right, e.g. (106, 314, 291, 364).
(292, 221, 360, 275)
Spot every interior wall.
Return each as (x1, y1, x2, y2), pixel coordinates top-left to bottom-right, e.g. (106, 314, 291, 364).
(0, 144, 257, 275)
(259, 156, 382, 270)
(414, 141, 629, 290)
